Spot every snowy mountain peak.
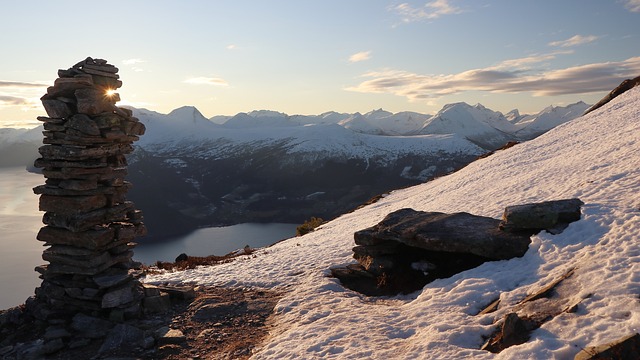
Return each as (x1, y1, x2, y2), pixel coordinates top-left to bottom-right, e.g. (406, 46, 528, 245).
(246, 110, 288, 118)
(167, 106, 210, 124)
(364, 108, 393, 120)
(514, 101, 591, 139)
(505, 109, 522, 123)
(419, 101, 516, 149)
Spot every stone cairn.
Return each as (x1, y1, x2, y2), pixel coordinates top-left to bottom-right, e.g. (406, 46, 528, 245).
(31, 57, 147, 321)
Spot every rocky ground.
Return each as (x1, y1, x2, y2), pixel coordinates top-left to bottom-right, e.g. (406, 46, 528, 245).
(0, 284, 281, 360)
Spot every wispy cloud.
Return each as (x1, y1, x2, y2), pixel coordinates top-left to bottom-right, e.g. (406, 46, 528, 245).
(393, 0, 463, 22)
(349, 51, 372, 63)
(0, 80, 48, 88)
(183, 77, 229, 86)
(0, 95, 31, 106)
(226, 44, 238, 50)
(623, 0, 640, 12)
(549, 35, 600, 48)
(346, 56, 640, 99)
(0, 81, 48, 110)
(122, 58, 146, 65)
(493, 51, 572, 70)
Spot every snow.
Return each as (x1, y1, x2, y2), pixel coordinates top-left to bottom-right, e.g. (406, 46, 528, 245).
(418, 102, 516, 148)
(514, 101, 590, 139)
(132, 107, 484, 163)
(146, 87, 640, 359)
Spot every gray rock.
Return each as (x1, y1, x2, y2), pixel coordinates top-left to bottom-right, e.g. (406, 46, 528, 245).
(99, 323, 145, 354)
(155, 327, 186, 344)
(93, 271, 132, 289)
(42, 338, 65, 355)
(355, 208, 531, 260)
(142, 293, 172, 314)
(71, 313, 113, 338)
(41, 99, 73, 118)
(65, 113, 100, 136)
(14, 338, 62, 360)
(0, 345, 14, 356)
(192, 302, 241, 321)
(500, 198, 583, 233)
(43, 326, 71, 340)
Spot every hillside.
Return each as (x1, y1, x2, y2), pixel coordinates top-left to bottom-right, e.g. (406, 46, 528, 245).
(146, 87, 640, 359)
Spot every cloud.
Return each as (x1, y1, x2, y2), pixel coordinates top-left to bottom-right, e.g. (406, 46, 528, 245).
(122, 58, 146, 65)
(0, 81, 48, 110)
(393, 0, 463, 22)
(226, 44, 237, 50)
(183, 77, 229, 86)
(623, 0, 640, 12)
(0, 80, 48, 88)
(349, 51, 372, 63)
(0, 95, 31, 106)
(493, 51, 572, 70)
(346, 56, 640, 99)
(549, 35, 600, 48)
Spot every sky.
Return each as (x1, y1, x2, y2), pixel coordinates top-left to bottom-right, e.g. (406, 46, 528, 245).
(1, 0, 639, 128)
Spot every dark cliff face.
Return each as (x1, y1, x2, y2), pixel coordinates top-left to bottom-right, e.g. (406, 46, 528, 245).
(125, 145, 478, 241)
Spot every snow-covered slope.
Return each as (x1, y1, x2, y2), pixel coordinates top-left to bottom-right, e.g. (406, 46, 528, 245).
(147, 87, 640, 359)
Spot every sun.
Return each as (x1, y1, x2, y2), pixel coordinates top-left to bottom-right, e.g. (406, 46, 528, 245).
(105, 89, 117, 97)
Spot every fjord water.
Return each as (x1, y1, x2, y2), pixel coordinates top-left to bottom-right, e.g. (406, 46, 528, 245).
(0, 167, 43, 309)
(133, 223, 298, 265)
(0, 167, 297, 309)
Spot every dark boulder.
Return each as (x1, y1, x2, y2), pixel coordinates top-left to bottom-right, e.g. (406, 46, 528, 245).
(355, 208, 532, 260)
(332, 199, 583, 296)
(500, 198, 583, 234)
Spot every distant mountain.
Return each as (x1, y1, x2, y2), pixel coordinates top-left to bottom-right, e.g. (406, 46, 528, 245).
(0, 126, 42, 168)
(339, 109, 430, 136)
(126, 108, 485, 238)
(513, 101, 590, 139)
(417, 102, 517, 150)
(0, 100, 590, 239)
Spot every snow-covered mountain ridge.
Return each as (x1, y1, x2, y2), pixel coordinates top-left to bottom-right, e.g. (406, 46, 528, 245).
(190, 101, 588, 145)
(0, 100, 591, 239)
(147, 87, 640, 359)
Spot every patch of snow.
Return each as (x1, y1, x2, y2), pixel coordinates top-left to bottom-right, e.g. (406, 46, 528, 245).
(163, 158, 188, 168)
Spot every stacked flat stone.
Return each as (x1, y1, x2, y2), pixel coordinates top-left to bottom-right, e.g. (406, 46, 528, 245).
(32, 57, 146, 320)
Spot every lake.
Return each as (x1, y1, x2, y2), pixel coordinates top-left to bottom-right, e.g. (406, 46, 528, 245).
(0, 167, 297, 309)
(134, 223, 297, 264)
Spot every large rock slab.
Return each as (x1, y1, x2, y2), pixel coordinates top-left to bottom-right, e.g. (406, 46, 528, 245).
(500, 198, 583, 233)
(355, 208, 531, 260)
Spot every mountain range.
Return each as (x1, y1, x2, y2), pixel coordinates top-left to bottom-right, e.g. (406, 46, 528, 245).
(0, 101, 590, 239)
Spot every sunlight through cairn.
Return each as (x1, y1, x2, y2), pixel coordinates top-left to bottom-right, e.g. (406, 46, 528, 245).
(31, 57, 147, 320)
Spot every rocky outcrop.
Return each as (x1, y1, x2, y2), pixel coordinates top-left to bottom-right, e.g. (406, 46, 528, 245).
(30, 57, 147, 321)
(480, 267, 582, 353)
(574, 333, 640, 360)
(583, 75, 640, 115)
(331, 199, 583, 296)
